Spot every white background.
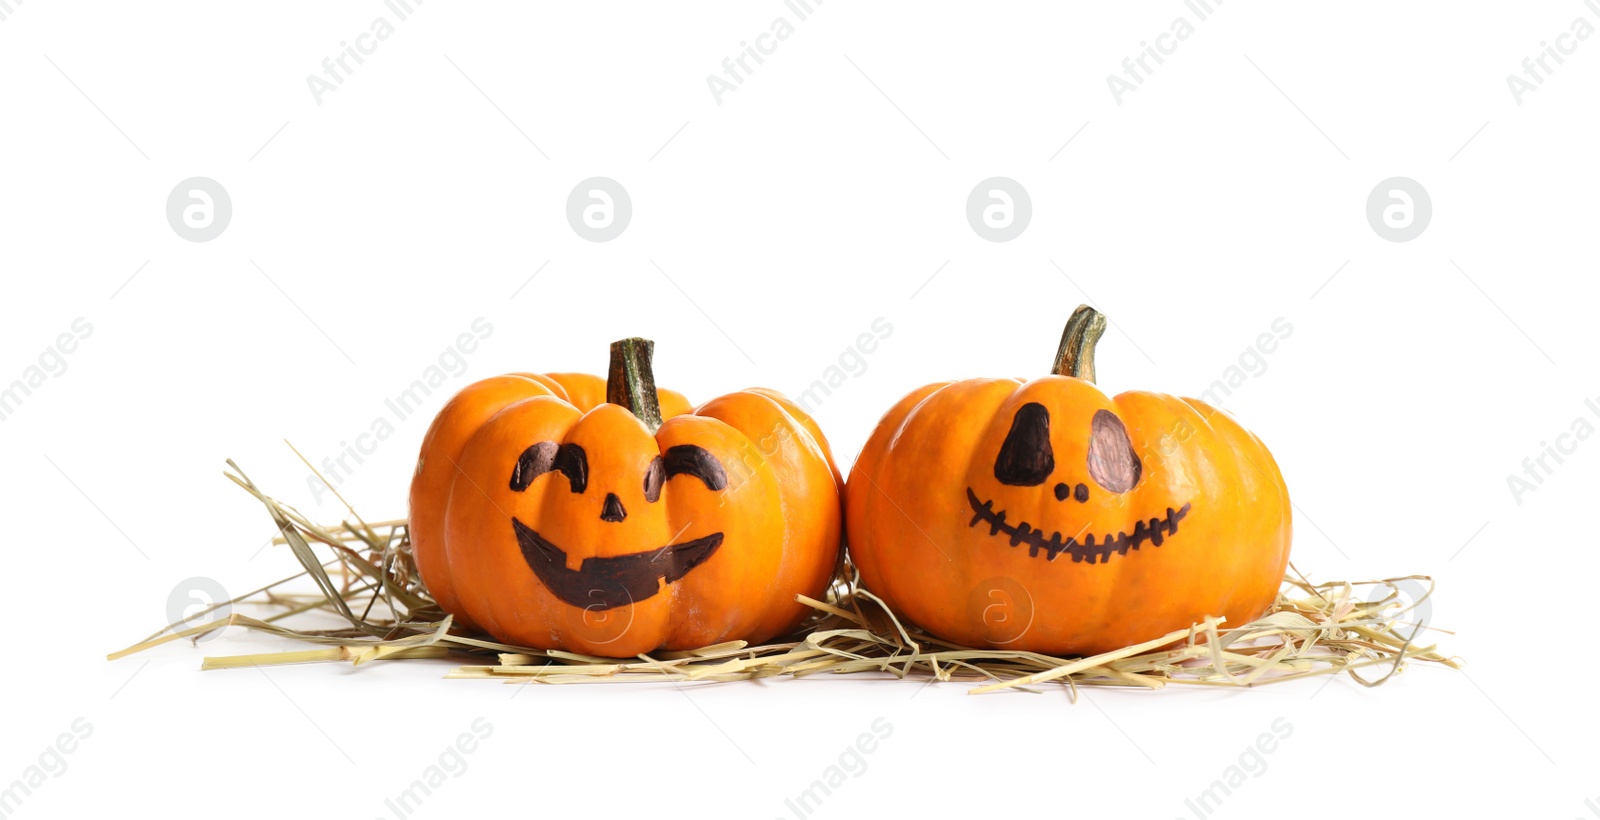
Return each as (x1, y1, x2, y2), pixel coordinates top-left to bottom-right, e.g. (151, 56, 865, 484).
(3, 2, 1597, 817)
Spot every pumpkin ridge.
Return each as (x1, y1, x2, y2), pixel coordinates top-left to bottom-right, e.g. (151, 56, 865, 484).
(740, 387, 843, 488)
(654, 411, 783, 648)
(1174, 394, 1290, 508)
(680, 391, 841, 645)
(885, 379, 974, 451)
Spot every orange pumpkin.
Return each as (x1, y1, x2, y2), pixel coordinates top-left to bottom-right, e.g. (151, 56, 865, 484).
(410, 370, 690, 632)
(845, 306, 1291, 655)
(409, 338, 842, 657)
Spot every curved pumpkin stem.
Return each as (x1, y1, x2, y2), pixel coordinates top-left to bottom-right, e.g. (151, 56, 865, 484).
(1051, 304, 1107, 383)
(607, 337, 663, 433)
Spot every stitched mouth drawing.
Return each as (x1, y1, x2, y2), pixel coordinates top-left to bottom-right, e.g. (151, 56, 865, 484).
(513, 518, 724, 610)
(966, 488, 1191, 565)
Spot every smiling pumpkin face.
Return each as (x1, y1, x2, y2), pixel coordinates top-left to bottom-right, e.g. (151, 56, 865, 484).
(507, 435, 732, 612)
(967, 398, 1191, 565)
(423, 339, 843, 658)
(409, 371, 691, 634)
(845, 307, 1292, 655)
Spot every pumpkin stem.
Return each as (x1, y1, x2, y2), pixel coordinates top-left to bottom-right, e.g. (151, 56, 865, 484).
(1052, 305, 1107, 383)
(607, 337, 664, 433)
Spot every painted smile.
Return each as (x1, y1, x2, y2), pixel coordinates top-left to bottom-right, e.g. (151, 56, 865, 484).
(965, 488, 1191, 565)
(513, 518, 724, 610)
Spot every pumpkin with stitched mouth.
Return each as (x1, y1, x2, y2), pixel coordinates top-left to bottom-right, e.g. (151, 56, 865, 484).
(844, 306, 1292, 656)
(409, 338, 842, 657)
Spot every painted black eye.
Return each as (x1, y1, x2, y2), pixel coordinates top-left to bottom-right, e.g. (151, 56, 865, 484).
(1087, 410, 1141, 493)
(510, 442, 557, 492)
(644, 456, 665, 502)
(509, 442, 587, 493)
(995, 402, 1054, 486)
(662, 445, 728, 491)
(551, 444, 588, 493)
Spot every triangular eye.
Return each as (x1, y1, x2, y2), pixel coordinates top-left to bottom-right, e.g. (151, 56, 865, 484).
(994, 402, 1054, 486)
(1087, 409, 1141, 493)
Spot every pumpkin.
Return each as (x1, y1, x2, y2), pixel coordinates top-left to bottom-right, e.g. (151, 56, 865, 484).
(844, 306, 1291, 655)
(410, 369, 691, 632)
(409, 338, 842, 657)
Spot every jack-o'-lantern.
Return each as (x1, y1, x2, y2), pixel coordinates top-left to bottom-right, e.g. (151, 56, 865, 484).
(844, 306, 1292, 655)
(410, 338, 842, 657)
(410, 369, 690, 632)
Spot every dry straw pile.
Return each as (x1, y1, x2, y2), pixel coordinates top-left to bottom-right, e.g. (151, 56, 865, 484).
(109, 462, 1458, 697)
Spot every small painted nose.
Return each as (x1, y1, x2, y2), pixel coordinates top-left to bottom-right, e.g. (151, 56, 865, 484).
(1054, 482, 1090, 503)
(600, 492, 627, 522)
